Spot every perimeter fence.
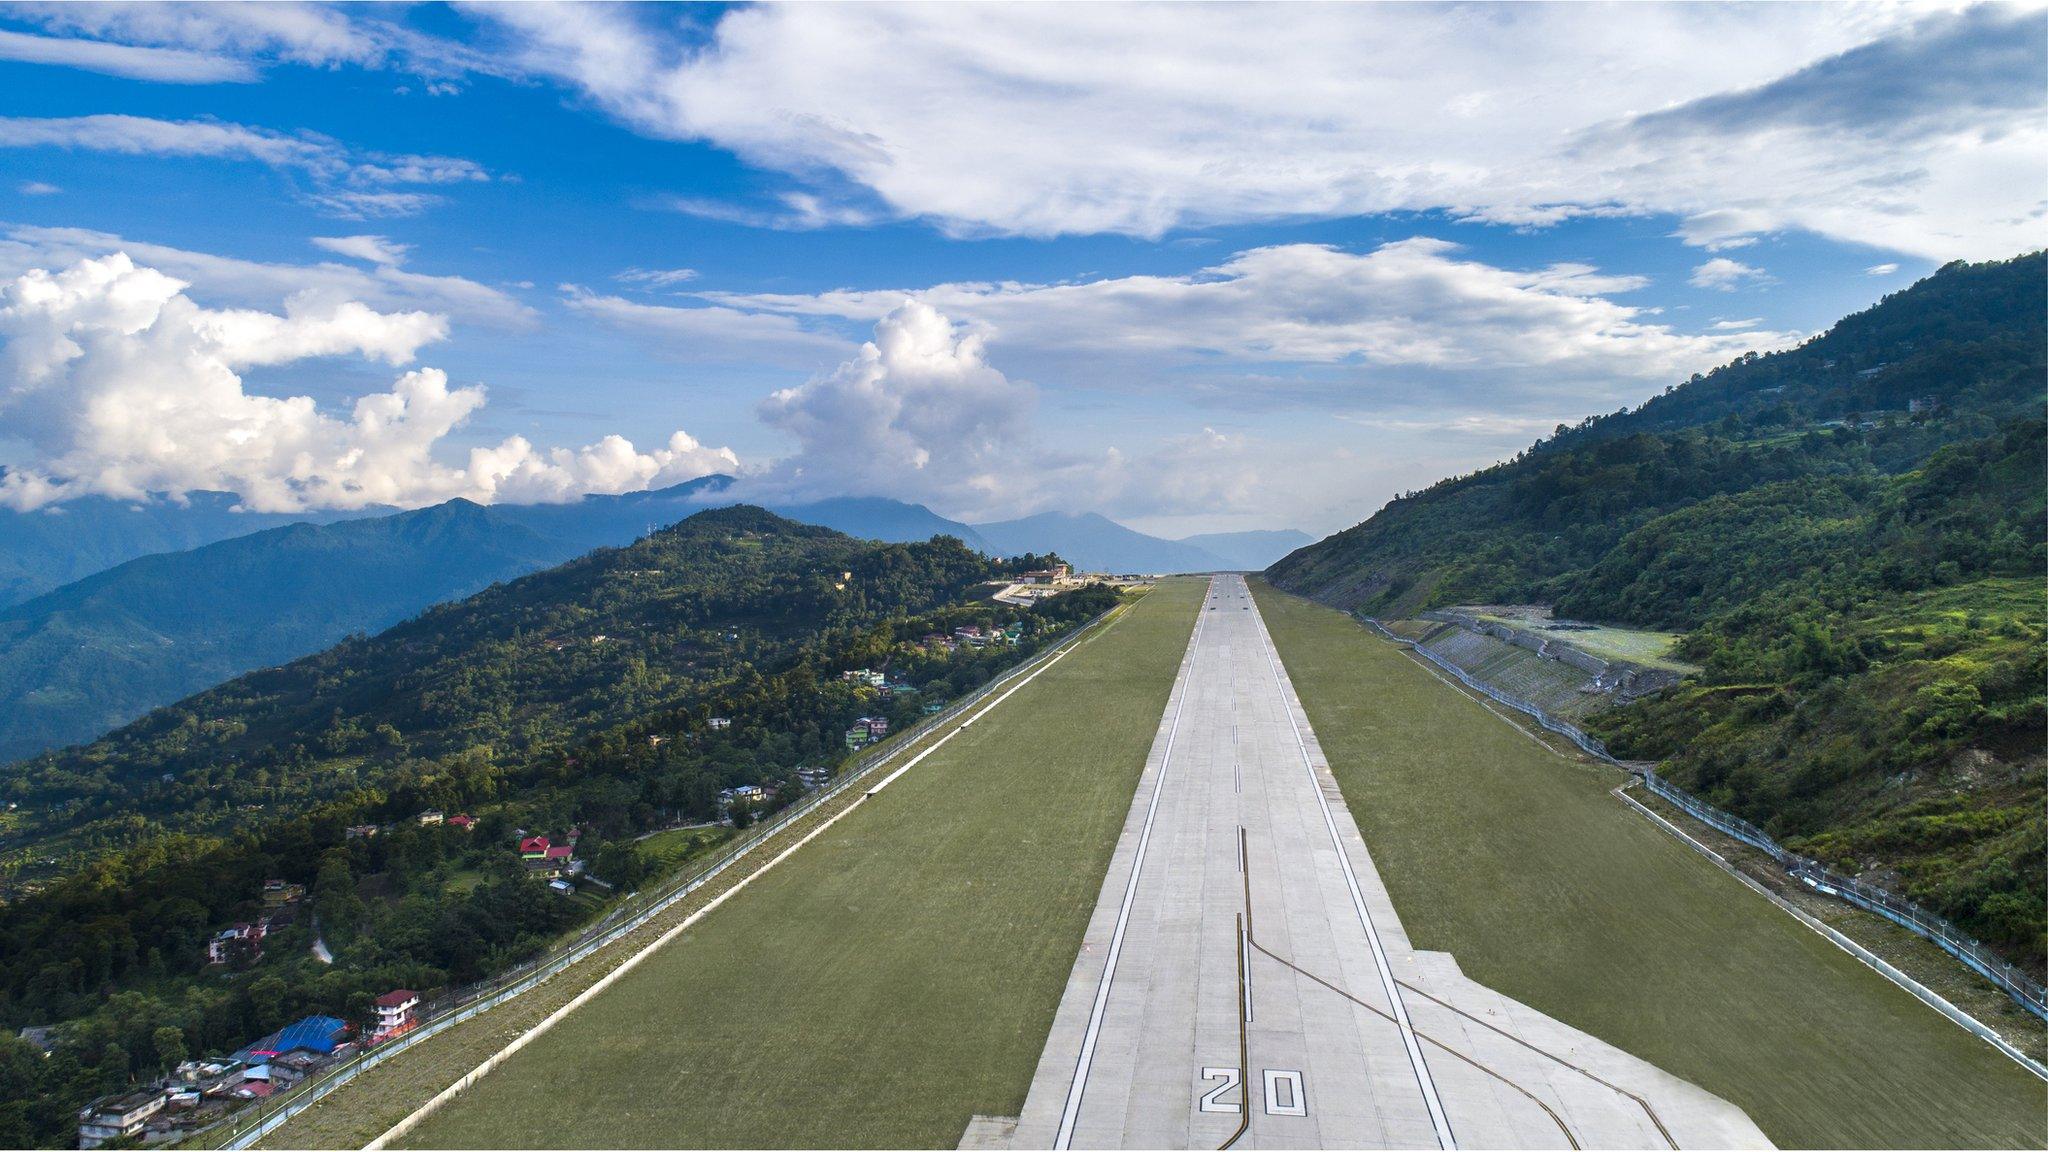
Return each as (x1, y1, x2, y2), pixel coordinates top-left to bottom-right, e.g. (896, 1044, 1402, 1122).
(192, 603, 1123, 1150)
(1364, 614, 2048, 1024)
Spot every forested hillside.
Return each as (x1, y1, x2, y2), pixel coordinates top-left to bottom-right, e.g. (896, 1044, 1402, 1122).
(0, 506, 1109, 1146)
(0, 501, 572, 762)
(0, 506, 1031, 878)
(0, 477, 1229, 766)
(1268, 253, 2046, 969)
(0, 492, 371, 610)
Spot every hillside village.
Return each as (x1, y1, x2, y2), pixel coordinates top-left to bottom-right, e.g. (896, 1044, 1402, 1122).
(30, 566, 1132, 1148)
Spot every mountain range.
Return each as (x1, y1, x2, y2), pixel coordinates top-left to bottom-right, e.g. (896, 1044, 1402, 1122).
(0, 481, 1307, 761)
(0, 501, 565, 762)
(0, 489, 373, 609)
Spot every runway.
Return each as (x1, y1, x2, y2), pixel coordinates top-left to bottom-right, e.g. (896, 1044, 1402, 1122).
(991, 575, 1771, 1150)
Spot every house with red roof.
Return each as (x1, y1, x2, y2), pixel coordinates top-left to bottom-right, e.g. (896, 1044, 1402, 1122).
(526, 842, 576, 878)
(371, 990, 420, 1041)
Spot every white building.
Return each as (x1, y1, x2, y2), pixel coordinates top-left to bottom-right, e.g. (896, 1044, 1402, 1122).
(78, 1091, 165, 1149)
(370, 990, 420, 1041)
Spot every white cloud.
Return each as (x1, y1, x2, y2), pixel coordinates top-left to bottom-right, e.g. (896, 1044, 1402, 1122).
(1671, 210, 1774, 251)
(461, 429, 739, 506)
(649, 191, 883, 232)
(0, 114, 488, 217)
(735, 299, 1255, 520)
(0, 114, 332, 168)
(1690, 257, 1770, 292)
(1710, 317, 1764, 330)
(16, 181, 60, 196)
(303, 190, 442, 220)
(312, 235, 410, 266)
(560, 286, 848, 365)
(1866, 262, 1900, 276)
(0, 225, 535, 329)
(707, 238, 1794, 387)
(0, 253, 734, 512)
(0, 26, 256, 82)
(470, 3, 2043, 259)
(615, 267, 699, 288)
(746, 300, 1036, 511)
(1, 2, 492, 83)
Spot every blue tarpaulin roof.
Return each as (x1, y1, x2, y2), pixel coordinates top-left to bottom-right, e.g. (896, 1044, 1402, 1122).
(269, 1015, 346, 1055)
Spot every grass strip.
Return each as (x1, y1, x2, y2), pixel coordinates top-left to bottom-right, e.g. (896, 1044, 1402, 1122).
(256, 587, 1186, 1149)
(394, 578, 1203, 1148)
(1252, 580, 2045, 1150)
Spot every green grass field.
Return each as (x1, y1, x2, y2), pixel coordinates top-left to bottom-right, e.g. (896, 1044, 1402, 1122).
(635, 825, 733, 870)
(1469, 605, 1697, 671)
(398, 579, 1204, 1148)
(1253, 581, 2046, 1149)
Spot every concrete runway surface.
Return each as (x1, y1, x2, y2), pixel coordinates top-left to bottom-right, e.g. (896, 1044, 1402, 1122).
(978, 575, 1771, 1151)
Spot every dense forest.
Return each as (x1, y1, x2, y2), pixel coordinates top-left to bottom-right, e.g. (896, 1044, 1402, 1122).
(0, 499, 575, 762)
(0, 506, 1110, 1147)
(5, 506, 997, 875)
(1268, 253, 2046, 970)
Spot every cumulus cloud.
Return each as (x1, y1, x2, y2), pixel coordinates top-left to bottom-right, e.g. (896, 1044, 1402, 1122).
(1690, 258, 1770, 292)
(312, 235, 410, 266)
(0, 114, 489, 217)
(0, 225, 534, 329)
(736, 300, 1255, 520)
(0, 253, 734, 512)
(748, 300, 1035, 510)
(1866, 263, 1900, 276)
(705, 239, 1795, 387)
(468, 3, 2042, 259)
(17, 181, 60, 196)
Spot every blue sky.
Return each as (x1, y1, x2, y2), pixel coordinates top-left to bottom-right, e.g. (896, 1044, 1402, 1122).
(0, 3, 2039, 535)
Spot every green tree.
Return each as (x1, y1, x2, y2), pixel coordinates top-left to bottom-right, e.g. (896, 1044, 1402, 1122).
(248, 975, 289, 1031)
(151, 1026, 186, 1073)
(313, 848, 364, 944)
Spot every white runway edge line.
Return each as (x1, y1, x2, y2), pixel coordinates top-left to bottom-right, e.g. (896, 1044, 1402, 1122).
(866, 608, 1113, 796)
(1053, 579, 1214, 1150)
(1246, 581, 1458, 1150)
(363, 600, 1138, 1151)
(1376, 618, 2048, 1083)
(1613, 785, 2048, 1083)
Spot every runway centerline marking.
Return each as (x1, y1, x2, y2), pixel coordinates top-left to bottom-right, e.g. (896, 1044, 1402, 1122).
(1247, 582, 1457, 1149)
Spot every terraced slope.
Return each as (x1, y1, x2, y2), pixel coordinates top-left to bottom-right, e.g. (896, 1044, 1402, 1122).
(1416, 625, 1611, 721)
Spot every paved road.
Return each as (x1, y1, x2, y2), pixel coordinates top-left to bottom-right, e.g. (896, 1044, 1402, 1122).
(993, 575, 1770, 1151)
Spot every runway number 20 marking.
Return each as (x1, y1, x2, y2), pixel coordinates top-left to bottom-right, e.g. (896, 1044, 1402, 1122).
(1263, 1069, 1307, 1117)
(1198, 1068, 1242, 1114)
(1199, 1068, 1308, 1117)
